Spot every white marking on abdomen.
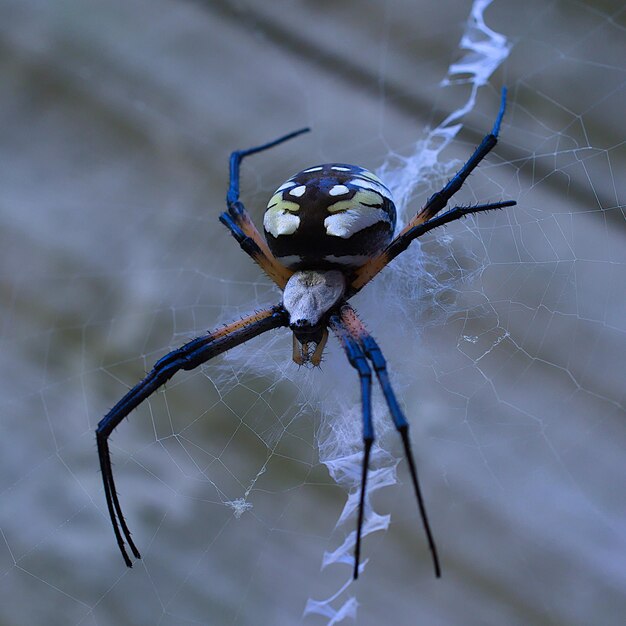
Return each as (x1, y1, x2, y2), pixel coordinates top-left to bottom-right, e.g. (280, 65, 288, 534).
(324, 208, 390, 238)
(323, 254, 371, 266)
(349, 177, 394, 201)
(276, 181, 297, 192)
(303, 166, 323, 173)
(329, 184, 350, 196)
(289, 185, 306, 197)
(264, 210, 300, 237)
(274, 254, 302, 267)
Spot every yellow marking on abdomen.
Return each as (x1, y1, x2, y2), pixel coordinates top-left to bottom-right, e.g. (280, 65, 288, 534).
(264, 194, 301, 237)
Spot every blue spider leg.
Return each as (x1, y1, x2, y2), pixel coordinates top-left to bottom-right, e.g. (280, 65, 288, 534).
(338, 304, 441, 578)
(378, 200, 517, 264)
(226, 126, 310, 211)
(491, 86, 507, 137)
(417, 87, 509, 223)
(97, 305, 288, 567)
(217, 212, 291, 287)
(351, 89, 513, 294)
(220, 127, 310, 288)
(328, 313, 373, 580)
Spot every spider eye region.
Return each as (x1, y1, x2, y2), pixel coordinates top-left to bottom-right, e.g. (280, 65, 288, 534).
(263, 164, 396, 270)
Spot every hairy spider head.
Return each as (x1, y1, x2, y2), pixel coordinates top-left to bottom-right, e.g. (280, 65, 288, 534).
(263, 164, 396, 271)
(283, 270, 345, 336)
(282, 270, 345, 367)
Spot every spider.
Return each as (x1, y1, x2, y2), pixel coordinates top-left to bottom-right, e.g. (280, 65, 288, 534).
(97, 88, 515, 580)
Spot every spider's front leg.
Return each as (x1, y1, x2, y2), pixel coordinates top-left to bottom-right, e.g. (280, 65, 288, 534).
(220, 128, 310, 289)
(97, 305, 289, 567)
(331, 304, 441, 579)
(351, 88, 516, 294)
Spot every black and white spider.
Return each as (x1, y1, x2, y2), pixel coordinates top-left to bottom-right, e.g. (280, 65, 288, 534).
(97, 89, 515, 580)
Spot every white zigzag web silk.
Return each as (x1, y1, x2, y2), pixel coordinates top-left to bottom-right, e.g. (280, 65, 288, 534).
(304, 0, 512, 621)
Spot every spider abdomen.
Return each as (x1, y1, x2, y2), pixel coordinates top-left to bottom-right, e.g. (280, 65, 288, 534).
(263, 164, 396, 270)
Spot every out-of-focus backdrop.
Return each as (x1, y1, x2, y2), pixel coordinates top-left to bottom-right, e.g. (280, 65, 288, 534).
(1, 0, 624, 624)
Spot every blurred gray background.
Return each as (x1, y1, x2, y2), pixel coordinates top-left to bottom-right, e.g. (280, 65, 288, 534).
(0, 0, 624, 624)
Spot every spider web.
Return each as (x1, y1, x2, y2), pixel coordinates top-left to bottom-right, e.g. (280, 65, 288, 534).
(0, 0, 624, 625)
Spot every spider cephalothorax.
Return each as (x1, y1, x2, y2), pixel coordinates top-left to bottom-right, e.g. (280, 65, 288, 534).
(283, 269, 345, 365)
(97, 89, 516, 580)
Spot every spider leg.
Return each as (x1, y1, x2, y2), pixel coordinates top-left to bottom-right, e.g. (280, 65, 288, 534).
(351, 88, 515, 293)
(338, 304, 441, 578)
(220, 127, 310, 288)
(407, 87, 509, 226)
(96, 305, 289, 567)
(374, 199, 517, 264)
(328, 313, 373, 580)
